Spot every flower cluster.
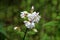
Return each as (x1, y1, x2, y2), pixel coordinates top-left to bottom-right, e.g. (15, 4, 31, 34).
(20, 6, 41, 29)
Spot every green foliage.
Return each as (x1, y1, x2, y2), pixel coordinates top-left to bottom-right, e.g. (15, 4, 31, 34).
(0, 0, 60, 40)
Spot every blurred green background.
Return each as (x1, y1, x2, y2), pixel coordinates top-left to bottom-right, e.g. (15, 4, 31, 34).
(0, 0, 60, 40)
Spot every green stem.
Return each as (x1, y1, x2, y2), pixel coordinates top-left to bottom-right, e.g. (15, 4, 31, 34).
(23, 28, 28, 40)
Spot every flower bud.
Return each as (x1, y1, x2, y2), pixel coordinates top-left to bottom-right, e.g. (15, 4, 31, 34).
(33, 29, 38, 32)
(31, 6, 34, 10)
(14, 27, 18, 30)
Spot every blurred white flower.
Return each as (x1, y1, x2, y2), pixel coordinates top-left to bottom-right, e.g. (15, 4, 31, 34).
(24, 21, 35, 29)
(27, 12, 41, 23)
(14, 27, 18, 30)
(27, 13, 34, 21)
(33, 29, 38, 32)
(33, 15, 41, 23)
(20, 6, 41, 29)
(20, 11, 28, 18)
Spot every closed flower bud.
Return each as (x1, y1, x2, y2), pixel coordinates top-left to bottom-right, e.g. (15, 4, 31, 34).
(14, 27, 18, 30)
(33, 29, 38, 32)
(31, 6, 34, 10)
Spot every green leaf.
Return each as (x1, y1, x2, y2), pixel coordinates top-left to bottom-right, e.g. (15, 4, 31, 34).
(43, 21, 57, 27)
(27, 31, 36, 36)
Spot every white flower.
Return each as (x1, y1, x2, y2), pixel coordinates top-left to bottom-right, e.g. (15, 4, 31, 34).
(27, 12, 41, 23)
(20, 6, 41, 29)
(27, 12, 37, 21)
(27, 13, 34, 21)
(20, 11, 28, 18)
(33, 15, 41, 23)
(33, 29, 38, 32)
(24, 21, 35, 29)
(32, 12, 39, 16)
